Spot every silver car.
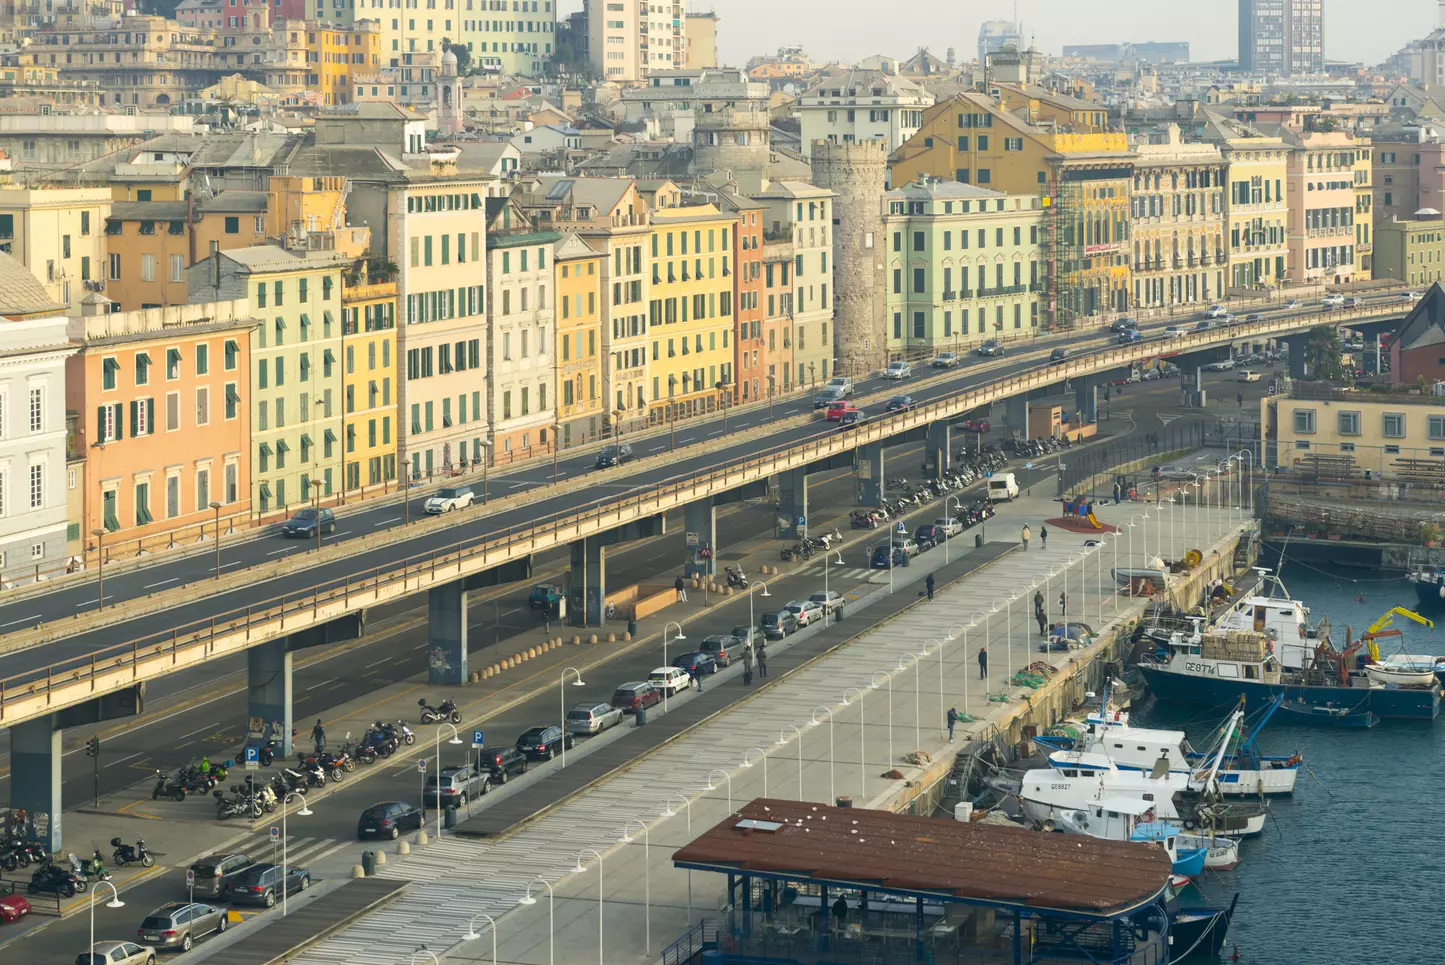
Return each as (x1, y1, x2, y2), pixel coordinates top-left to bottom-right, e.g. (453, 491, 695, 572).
(137, 902, 227, 952)
(78, 941, 156, 965)
(565, 702, 625, 735)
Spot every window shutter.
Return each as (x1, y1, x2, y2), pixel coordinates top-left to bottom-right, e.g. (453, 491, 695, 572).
(146, 398, 154, 434)
(116, 403, 124, 439)
(97, 405, 106, 442)
(129, 400, 138, 438)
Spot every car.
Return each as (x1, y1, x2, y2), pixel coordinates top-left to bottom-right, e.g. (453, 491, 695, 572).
(892, 537, 921, 558)
(0, 892, 30, 923)
(1116, 329, 1143, 344)
(610, 682, 661, 712)
(825, 400, 860, 421)
(1402, 291, 1423, 301)
(187, 853, 257, 899)
(975, 339, 1005, 356)
(1048, 348, 1071, 363)
(1243, 313, 1263, 324)
(885, 395, 916, 412)
(1282, 298, 1303, 309)
(1322, 294, 1345, 309)
(783, 599, 823, 627)
(1109, 318, 1138, 333)
(955, 418, 989, 433)
(564, 702, 626, 736)
(1163, 326, 1187, 338)
(649, 666, 693, 697)
(1204, 359, 1235, 371)
(424, 485, 475, 514)
(730, 626, 765, 649)
(1155, 465, 1196, 481)
(357, 801, 424, 840)
(883, 361, 912, 380)
(825, 376, 854, 394)
(280, 507, 335, 538)
(699, 633, 748, 666)
(671, 651, 719, 677)
(515, 724, 574, 760)
(760, 610, 800, 640)
(424, 764, 490, 808)
(870, 544, 909, 569)
(1205, 305, 1228, 318)
(1238, 370, 1261, 383)
(527, 583, 564, 611)
(930, 352, 962, 369)
(594, 443, 634, 469)
(476, 745, 528, 782)
(223, 863, 310, 907)
(1194, 319, 1217, 332)
(839, 410, 868, 430)
(137, 902, 227, 952)
(1343, 296, 1362, 308)
(813, 387, 846, 408)
(809, 590, 845, 619)
(77, 942, 156, 965)
(913, 524, 945, 550)
(934, 517, 964, 538)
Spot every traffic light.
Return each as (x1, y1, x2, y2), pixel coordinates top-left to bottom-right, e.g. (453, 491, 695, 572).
(85, 736, 100, 758)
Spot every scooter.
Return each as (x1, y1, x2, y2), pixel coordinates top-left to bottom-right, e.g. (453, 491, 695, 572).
(294, 760, 328, 787)
(724, 566, 749, 589)
(417, 698, 462, 725)
(66, 850, 110, 884)
(395, 720, 417, 746)
(151, 770, 187, 802)
(297, 751, 343, 784)
(214, 787, 261, 821)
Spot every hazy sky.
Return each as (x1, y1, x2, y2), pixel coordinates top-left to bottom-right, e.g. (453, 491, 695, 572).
(561, 0, 1436, 69)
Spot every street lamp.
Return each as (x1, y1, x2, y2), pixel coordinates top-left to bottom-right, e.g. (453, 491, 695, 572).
(479, 439, 491, 506)
(869, 669, 894, 768)
(842, 686, 867, 801)
(777, 724, 804, 801)
(462, 912, 498, 965)
(518, 878, 555, 965)
(280, 790, 312, 916)
(663, 622, 685, 711)
(434, 722, 462, 837)
(410, 951, 440, 965)
(897, 655, 921, 754)
(90, 527, 105, 611)
(823, 551, 843, 625)
(741, 746, 768, 796)
(810, 705, 835, 803)
(944, 495, 963, 563)
(310, 478, 323, 553)
(705, 768, 733, 812)
(748, 581, 771, 631)
(667, 376, 678, 451)
(922, 638, 946, 739)
(88, 880, 124, 959)
(767, 374, 776, 423)
(559, 668, 585, 767)
(572, 848, 605, 965)
(210, 501, 223, 579)
(619, 820, 651, 956)
(660, 794, 694, 918)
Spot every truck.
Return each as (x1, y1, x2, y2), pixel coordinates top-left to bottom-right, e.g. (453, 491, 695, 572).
(527, 583, 564, 612)
(987, 472, 1020, 502)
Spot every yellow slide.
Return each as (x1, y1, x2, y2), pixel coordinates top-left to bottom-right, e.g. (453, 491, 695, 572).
(1085, 511, 1103, 530)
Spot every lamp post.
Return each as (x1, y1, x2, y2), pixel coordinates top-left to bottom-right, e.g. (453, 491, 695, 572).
(870, 669, 893, 768)
(479, 439, 491, 505)
(810, 706, 835, 803)
(823, 551, 843, 625)
(705, 768, 732, 812)
(767, 374, 775, 423)
(210, 501, 223, 578)
(551, 423, 562, 485)
(897, 655, 921, 753)
(573, 848, 605, 965)
(434, 722, 462, 837)
(518, 878, 555, 965)
(88, 880, 124, 959)
(559, 667, 585, 767)
(923, 638, 945, 739)
(410, 950, 440, 965)
(667, 376, 678, 451)
(748, 581, 771, 631)
(661, 793, 694, 917)
(619, 819, 651, 956)
(741, 746, 769, 797)
(462, 912, 498, 965)
(777, 724, 804, 800)
(663, 622, 685, 711)
(90, 527, 105, 611)
(842, 686, 867, 801)
(944, 495, 963, 563)
(280, 790, 312, 916)
(310, 478, 323, 553)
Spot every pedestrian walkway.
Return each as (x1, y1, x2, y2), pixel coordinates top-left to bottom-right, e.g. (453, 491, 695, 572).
(277, 488, 1249, 965)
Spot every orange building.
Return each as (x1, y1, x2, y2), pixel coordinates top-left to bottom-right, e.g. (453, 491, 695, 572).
(103, 201, 192, 310)
(554, 233, 606, 446)
(722, 192, 767, 405)
(66, 300, 258, 544)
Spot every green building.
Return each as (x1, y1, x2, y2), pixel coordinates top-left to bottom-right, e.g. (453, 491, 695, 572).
(1374, 215, 1445, 289)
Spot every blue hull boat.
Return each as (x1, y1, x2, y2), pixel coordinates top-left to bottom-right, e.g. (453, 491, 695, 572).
(1136, 663, 1439, 722)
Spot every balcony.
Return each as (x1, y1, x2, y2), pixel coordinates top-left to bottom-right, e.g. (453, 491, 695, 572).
(942, 291, 956, 301)
(343, 280, 398, 303)
(762, 226, 792, 243)
(977, 284, 1028, 298)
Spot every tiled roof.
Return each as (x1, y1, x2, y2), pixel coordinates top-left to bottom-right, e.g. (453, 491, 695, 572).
(221, 245, 351, 274)
(109, 201, 191, 221)
(0, 252, 66, 318)
(200, 190, 269, 214)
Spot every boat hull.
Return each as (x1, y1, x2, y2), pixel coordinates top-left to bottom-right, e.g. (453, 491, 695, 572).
(1172, 848, 1208, 877)
(1169, 898, 1237, 960)
(1137, 663, 1440, 721)
(1178, 833, 1240, 871)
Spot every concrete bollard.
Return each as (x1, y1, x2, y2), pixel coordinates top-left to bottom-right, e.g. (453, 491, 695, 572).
(606, 632, 615, 643)
(488, 664, 499, 676)
(572, 634, 581, 645)
(351, 865, 366, 879)
(468, 671, 479, 683)
(398, 841, 411, 855)
(374, 850, 386, 865)
(589, 634, 598, 644)
(527, 646, 537, 658)
(416, 831, 429, 846)
(624, 631, 632, 641)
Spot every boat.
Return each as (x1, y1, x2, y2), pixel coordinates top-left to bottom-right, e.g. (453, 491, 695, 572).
(1209, 569, 1319, 670)
(1048, 799, 1210, 877)
(1161, 891, 1239, 962)
(1374, 653, 1445, 687)
(1364, 663, 1439, 687)
(1359, 608, 1441, 686)
(1275, 697, 1378, 728)
(1176, 830, 1240, 870)
(1406, 559, 1445, 611)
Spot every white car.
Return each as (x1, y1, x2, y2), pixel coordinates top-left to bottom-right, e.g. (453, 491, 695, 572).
(424, 485, 476, 514)
(1321, 294, 1345, 309)
(1238, 370, 1261, 383)
(1282, 298, 1303, 309)
(1402, 291, 1423, 301)
(1205, 359, 1235, 372)
(934, 517, 964, 537)
(825, 376, 854, 395)
(1205, 305, 1228, 318)
(1163, 326, 1188, 338)
(648, 666, 693, 697)
(884, 361, 912, 381)
(783, 599, 822, 627)
(809, 590, 846, 618)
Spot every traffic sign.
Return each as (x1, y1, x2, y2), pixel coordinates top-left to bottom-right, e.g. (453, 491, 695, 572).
(471, 730, 485, 748)
(985, 470, 993, 479)
(186, 869, 195, 886)
(685, 531, 699, 547)
(417, 758, 427, 773)
(269, 827, 280, 842)
(243, 746, 259, 770)
(698, 547, 713, 559)
(896, 521, 907, 534)
(796, 515, 806, 526)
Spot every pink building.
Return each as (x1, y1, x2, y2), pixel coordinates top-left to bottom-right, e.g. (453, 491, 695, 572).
(1282, 126, 1370, 285)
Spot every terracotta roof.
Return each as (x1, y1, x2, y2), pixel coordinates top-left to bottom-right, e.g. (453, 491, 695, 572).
(672, 799, 1171, 918)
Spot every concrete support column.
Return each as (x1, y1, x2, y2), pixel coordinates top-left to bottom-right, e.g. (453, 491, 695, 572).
(856, 442, 886, 508)
(247, 638, 293, 758)
(568, 538, 607, 626)
(924, 421, 951, 476)
(1184, 365, 1207, 409)
(10, 716, 62, 851)
(1373, 332, 1384, 375)
(1074, 379, 1098, 425)
(1282, 335, 1308, 379)
(426, 582, 469, 685)
(777, 468, 809, 540)
(683, 498, 717, 578)
(1005, 395, 1028, 436)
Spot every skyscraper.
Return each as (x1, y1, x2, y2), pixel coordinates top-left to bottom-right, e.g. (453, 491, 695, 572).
(977, 18, 1024, 69)
(1239, 0, 1323, 75)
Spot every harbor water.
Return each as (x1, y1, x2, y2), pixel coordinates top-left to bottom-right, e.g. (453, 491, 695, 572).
(1137, 565, 1445, 962)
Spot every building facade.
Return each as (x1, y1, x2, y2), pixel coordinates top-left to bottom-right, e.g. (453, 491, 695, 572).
(554, 234, 606, 446)
(0, 187, 111, 313)
(796, 70, 933, 159)
(461, 0, 558, 76)
(1217, 131, 1291, 291)
(1239, 0, 1323, 75)
(340, 277, 399, 491)
(1129, 128, 1228, 308)
(1374, 216, 1445, 287)
(755, 181, 837, 385)
(1265, 385, 1445, 475)
(586, 0, 681, 82)
(103, 202, 192, 312)
(1283, 129, 1370, 285)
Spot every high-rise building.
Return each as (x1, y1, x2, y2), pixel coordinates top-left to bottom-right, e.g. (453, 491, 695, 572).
(1239, 0, 1323, 75)
(586, 0, 683, 82)
(977, 18, 1024, 69)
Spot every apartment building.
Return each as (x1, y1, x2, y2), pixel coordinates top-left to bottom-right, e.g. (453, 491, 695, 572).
(188, 246, 349, 515)
(718, 191, 767, 404)
(461, 0, 559, 76)
(796, 70, 933, 160)
(0, 315, 75, 584)
(67, 300, 257, 545)
(103, 202, 192, 311)
(883, 179, 1045, 357)
(755, 181, 837, 384)
(309, 21, 382, 105)
(28, 15, 220, 108)
(0, 113, 195, 170)
(0, 187, 111, 313)
(340, 275, 399, 490)
(760, 239, 797, 395)
(1264, 384, 1445, 475)
(1374, 216, 1445, 287)
(1282, 128, 1369, 285)
(586, 0, 682, 82)
(1199, 115, 1290, 291)
(1129, 126, 1228, 308)
(647, 204, 737, 420)
(554, 233, 606, 446)
(1238, 0, 1323, 76)
(1371, 135, 1445, 224)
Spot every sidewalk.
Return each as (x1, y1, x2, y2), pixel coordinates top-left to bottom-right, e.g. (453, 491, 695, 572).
(269, 496, 1246, 965)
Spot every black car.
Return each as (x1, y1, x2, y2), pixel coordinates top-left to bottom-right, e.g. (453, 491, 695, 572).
(280, 507, 335, 538)
(222, 864, 310, 907)
(476, 746, 528, 783)
(515, 725, 574, 761)
(913, 524, 946, 550)
(187, 853, 256, 899)
(356, 801, 424, 841)
(595, 444, 634, 469)
(760, 610, 799, 640)
(870, 544, 909, 569)
(839, 410, 867, 430)
(672, 651, 718, 676)
(1049, 348, 1071, 364)
(885, 395, 916, 412)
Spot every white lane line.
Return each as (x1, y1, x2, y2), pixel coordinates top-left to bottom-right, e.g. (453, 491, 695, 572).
(305, 677, 336, 692)
(267, 547, 295, 556)
(365, 657, 390, 669)
(330, 531, 352, 538)
(374, 517, 402, 527)
(208, 560, 244, 573)
(176, 720, 219, 740)
(103, 751, 144, 769)
(500, 606, 521, 616)
(709, 430, 724, 437)
(306, 841, 352, 865)
(736, 422, 750, 428)
(553, 472, 568, 480)
(0, 614, 40, 628)
(650, 445, 666, 453)
(508, 482, 534, 490)
(144, 577, 179, 589)
(74, 596, 112, 609)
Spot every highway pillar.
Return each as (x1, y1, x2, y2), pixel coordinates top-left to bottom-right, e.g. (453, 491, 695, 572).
(777, 467, 808, 540)
(1004, 395, 1028, 436)
(1184, 366, 1207, 409)
(1282, 334, 1308, 379)
(923, 421, 951, 476)
(568, 538, 607, 626)
(10, 716, 62, 851)
(1074, 379, 1098, 425)
(426, 582, 469, 686)
(856, 443, 886, 507)
(684, 499, 717, 578)
(248, 639, 293, 757)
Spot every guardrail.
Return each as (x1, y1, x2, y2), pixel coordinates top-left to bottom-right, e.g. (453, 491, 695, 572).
(0, 301, 1402, 727)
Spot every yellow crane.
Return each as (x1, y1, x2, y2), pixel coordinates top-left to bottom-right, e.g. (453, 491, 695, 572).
(1362, 607, 1434, 662)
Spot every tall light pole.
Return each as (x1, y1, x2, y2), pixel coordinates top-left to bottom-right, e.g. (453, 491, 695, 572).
(705, 768, 732, 812)
(210, 500, 223, 578)
(660, 794, 693, 918)
(559, 668, 585, 767)
(767, 374, 775, 423)
(518, 878, 555, 965)
(748, 581, 770, 630)
(810, 705, 835, 803)
(944, 495, 963, 564)
(619, 820, 651, 956)
(88, 880, 124, 959)
(550, 423, 562, 485)
(663, 622, 685, 711)
(572, 848, 605, 965)
(280, 790, 312, 916)
(462, 913, 498, 965)
(310, 478, 323, 553)
(842, 686, 867, 801)
(90, 527, 105, 611)
(777, 724, 804, 800)
(479, 439, 491, 506)
(434, 723, 462, 837)
(823, 551, 843, 625)
(870, 669, 893, 767)
(741, 746, 768, 796)
(923, 638, 945, 739)
(898, 655, 921, 752)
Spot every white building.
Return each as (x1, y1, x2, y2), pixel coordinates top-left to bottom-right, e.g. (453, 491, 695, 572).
(586, 0, 683, 82)
(795, 70, 933, 160)
(754, 180, 837, 385)
(460, 0, 558, 76)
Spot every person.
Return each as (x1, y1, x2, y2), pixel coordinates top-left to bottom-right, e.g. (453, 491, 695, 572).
(977, 646, 988, 679)
(831, 894, 849, 926)
(925, 573, 935, 601)
(1040, 524, 1048, 549)
(688, 663, 703, 694)
(741, 644, 754, 686)
(1036, 607, 1048, 636)
(756, 641, 768, 678)
(1238, 391, 1245, 409)
(946, 707, 958, 742)
(675, 575, 688, 603)
(1113, 480, 1122, 505)
(1021, 524, 1031, 552)
(1059, 591, 1068, 619)
(1033, 590, 1044, 619)
(311, 719, 326, 755)
(199, 755, 211, 775)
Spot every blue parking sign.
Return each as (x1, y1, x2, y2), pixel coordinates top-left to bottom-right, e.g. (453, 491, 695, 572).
(896, 521, 907, 534)
(244, 746, 259, 764)
(472, 730, 485, 748)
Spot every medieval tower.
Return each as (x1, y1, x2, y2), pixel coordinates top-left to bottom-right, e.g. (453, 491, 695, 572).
(811, 139, 888, 374)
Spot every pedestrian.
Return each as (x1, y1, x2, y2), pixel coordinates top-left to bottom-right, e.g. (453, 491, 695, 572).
(1058, 591, 1068, 619)
(756, 641, 768, 678)
(1036, 607, 1047, 636)
(742, 644, 754, 686)
(1238, 391, 1245, 409)
(832, 894, 849, 926)
(1040, 524, 1048, 549)
(977, 646, 989, 679)
(1033, 589, 1044, 619)
(946, 706, 958, 742)
(925, 573, 935, 601)
(688, 664, 703, 694)
(1113, 481, 1122, 505)
(675, 575, 688, 603)
(311, 719, 326, 755)
(1021, 524, 1031, 552)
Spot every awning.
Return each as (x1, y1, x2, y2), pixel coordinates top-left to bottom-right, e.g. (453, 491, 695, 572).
(258, 482, 272, 499)
(300, 313, 311, 332)
(275, 317, 287, 329)
(257, 442, 273, 456)
(323, 310, 335, 331)
(323, 349, 335, 365)
(300, 433, 313, 450)
(276, 439, 291, 454)
(136, 352, 151, 369)
(102, 358, 120, 375)
(103, 508, 120, 532)
(167, 348, 182, 369)
(323, 428, 337, 444)
(300, 354, 311, 374)
(346, 424, 356, 439)
(226, 386, 241, 405)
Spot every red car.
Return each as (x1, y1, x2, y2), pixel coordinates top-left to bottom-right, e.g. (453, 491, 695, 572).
(826, 401, 860, 422)
(611, 682, 661, 712)
(956, 419, 990, 433)
(0, 892, 31, 923)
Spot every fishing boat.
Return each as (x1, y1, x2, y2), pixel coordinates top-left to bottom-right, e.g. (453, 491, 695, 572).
(1047, 798, 1209, 877)
(1177, 829, 1241, 871)
(1364, 663, 1439, 687)
(1159, 890, 1238, 962)
(1406, 559, 1445, 611)
(1276, 697, 1378, 728)
(1374, 653, 1445, 687)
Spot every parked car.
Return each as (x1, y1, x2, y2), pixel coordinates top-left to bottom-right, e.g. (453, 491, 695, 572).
(826, 376, 855, 395)
(280, 507, 335, 538)
(670, 652, 719, 677)
(475, 746, 528, 783)
(0, 891, 30, 923)
(77, 942, 156, 965)
(1282, 298, 1303, 309)
(975, 339, 1005, 356)
(809, 591, 845, 619)
(515, 725, 573, 760)
(813, 387, 846, 408)
(760, 610, 800, 640)
(610, 682, 661, 713)
(1116, 329, 1143, 344)
(914, 524, 945, 550)
(839, 410, 868, 430)
(930, 352, 962, 369)
(1048, 348, 1071, 363)
(527, 583, 564, 611)
(594, 444, 634, 469)
(825, 401, 860, 422)
(1163, 326, 1188, 338)
(136, 902, 226, 953)
(564, 702, 626, 736)
(955, 418, 989, 433)
(870, 545, 909, 569)
(892, 537, 922, 558)
(730, 626, 764, 649)
(699, 633, 748, 666)
(649, 666, 693, 697)
(1343, 296, 1362, 308)
(885, 395, 916, 412)
(357, 801, 424, 840)
(223, 863, 310, 907)
(1109, 317, 1138, 332)
(1204, 359, 1235, 371)
(1194, 319, 1217, 332)
(783, 599, 823, 627)
(934, 517, 964, 538)
(884, 361, 912, 380)
(1238, 370, 1261, 383)
(1322, 294, 1345, 309)
(1402, 291, 1423, 301)
(1156, 465, 1196, 481)
(424, 764, 489, 808)
(1205, 305, 1228, 318)
(424, 485, 475, 514)
(187, 853, 256, 900)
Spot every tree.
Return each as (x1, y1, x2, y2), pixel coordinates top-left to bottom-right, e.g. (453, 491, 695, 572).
(1303, 326, 1345, 382)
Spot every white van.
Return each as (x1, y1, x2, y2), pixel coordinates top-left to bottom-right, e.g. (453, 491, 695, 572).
(1163, 326, 1188, 338)
(987, 472, 1020, 502)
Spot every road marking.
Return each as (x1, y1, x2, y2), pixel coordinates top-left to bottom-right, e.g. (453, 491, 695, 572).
(177, 721, 220, 740)
(500, 606, 521, 616)
(74, 596, 112, 609)
(365, 657, 389, 668)
(709, 430, 723, 437)
(306, 678, 336, 691)
(553, 472, 568, 480)
(736, 422, 750, 429)
(330, 531, 352, 538)
(327, 682, 346, 691)
(267, 547, 295, 556)
(103, 751, 144, 769)
(508, 482, 534, 490)
(374, 517, 402, 527)
(208, 560, 244, 573)
(144, 577, 179, 589)
(0, 614, 39, 628)
(650, 445, 666, 453)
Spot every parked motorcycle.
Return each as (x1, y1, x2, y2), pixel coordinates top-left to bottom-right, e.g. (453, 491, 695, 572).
(346, 738, 377, 766)
(27, 861, 83, 898)
(297, 752, 343, 784)
(151, 770, 187, 802)
(724, 566, 749, 589)
(110, 836, 156, 868)
(214, 787, 262, 821)
(417, 698, 462, 725)
(66, 849, 110, 884)
(0, 839, 35, 871)
(295, 759, 328, 787)
(395, 720, 417, 746)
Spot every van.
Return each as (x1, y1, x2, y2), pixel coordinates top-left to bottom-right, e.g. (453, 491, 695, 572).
(1163, 326, 1187, 338)
(987, 472, 1020, 502)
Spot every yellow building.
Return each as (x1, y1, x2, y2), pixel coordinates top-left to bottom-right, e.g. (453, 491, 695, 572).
(103, 201, 192, 310)
(340, 274, 399, 491)
(308, 21, 382, 107)
(0, 186, 111, 312)
(554, 233, 606, 446)
(647, 204, 738, 421)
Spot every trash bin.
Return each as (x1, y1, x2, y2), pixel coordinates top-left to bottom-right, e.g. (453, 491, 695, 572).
(444, 805, 458, 829)
(635, 706, 648, 727)
(361, 850, 377, 876)
(975, 533, 984, 548)
(835, 796, 853, 808)
(628, 618, 638, 637)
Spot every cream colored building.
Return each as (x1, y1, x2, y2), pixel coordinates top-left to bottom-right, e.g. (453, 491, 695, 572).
(587, 0, 682, 82)
(460, 0, 558, 76)
(1199, 115, 1291, 291)
(1129, 126, 1227, 309)
(1265, 384, 1445, 477)
(1282, 127, 1372, 286)
(0, 187, 112, 313)
(683, 11, 718, 68)
(755, 180, 838, 385)
(796, 70, 933, 160)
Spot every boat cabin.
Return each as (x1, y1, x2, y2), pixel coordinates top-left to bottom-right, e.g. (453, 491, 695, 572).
(1212, 574, 1316, 670)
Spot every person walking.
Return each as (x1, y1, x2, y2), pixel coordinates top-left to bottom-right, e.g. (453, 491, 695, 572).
(311, 719, 326, 755)
(1021, 524, 1031, 552)
(1058, 591, 1068, 620)
(925, 573, 935, 601)
(688, 663, 703, 694)
(1113, 480, 1122, 505)
(1237, 391, 1245, 409)
(1033, 589, 1045, 620)
(1040, 524, 1048, 550)
(977, 646, 989, 679)
(675, 575, 688, 603)
(946, 707, 958, 742)
(741, 644, 754, 686)
(1036, 606, 1048, 637)
(756, 641, 768, 678)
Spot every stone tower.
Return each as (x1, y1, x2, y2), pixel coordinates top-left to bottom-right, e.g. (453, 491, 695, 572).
(692, 104, 772, 194)
(811, 139, 888, 374)
(437, 48, 463, 136)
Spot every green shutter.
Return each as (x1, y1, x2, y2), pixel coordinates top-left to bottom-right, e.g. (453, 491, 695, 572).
(129, 401, 137, 438)
(97, 405, 106, 442)
(146, 398, 154, 433)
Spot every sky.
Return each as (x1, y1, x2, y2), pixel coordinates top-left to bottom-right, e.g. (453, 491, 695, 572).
(559, 0, 1437, 70)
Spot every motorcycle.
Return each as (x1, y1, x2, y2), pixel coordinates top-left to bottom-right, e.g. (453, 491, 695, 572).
(272, 768, 311, 795)
(395, 720, 416, 746)
(66, 850, 110, 884)
(249, 781, 280, 813)
(724, 566, 749, 589)
(214, 787, 262, 821)
(28, 861, 83, 898)
(0, 840, 35, 871)
(365, 725, 397, 758)
(109, 837, 154, 866)
(297, 751, 343, 784)
(417, 698, 462, 725)
(151, 770, 187, 802)
(346, 738, 377, 766)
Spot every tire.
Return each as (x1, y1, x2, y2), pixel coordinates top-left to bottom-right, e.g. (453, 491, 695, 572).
(299, 875, 310, 891)
(263, 891, 275, 908)
(182, 934, 194, 952)
(74, 878, 87, 893)
(330, 768, 343, 783)
(498, 768, 509, 785)
(141, 855, 155, 868)
(449, 711, 462, 724)
(173, 791, 187, 802)
(445, 504, 454, 512)
(146, 957, 156, 965)
(388, 827, 399, 840)
(457, 794, 467, 808)
(344, 760, 356, 772)
(62, 882, 75, 898)
(545, 747, 554, 761)
(404, 734, 415, 746)
(218, 915, 227, 934)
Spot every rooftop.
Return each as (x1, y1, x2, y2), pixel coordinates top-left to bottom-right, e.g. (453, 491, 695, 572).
(219, 245, 352, 275)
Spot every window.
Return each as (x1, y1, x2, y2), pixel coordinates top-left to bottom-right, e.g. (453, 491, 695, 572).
(135, 353, 150, 386)
(28, 387, 42, 433)
(1293, 409, 1316, 434)
(1337, 411, 1360, 436)
(29, 463, 43, 510)
(1430, 415, 1445, 440)
(135, 482, 152, 526)
(1382, 412, 1405, 438)
(141, 253, 156, 282)
(224, 216, 239, 234)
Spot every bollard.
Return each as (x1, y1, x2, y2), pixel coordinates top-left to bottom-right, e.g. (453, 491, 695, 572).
(351, 864, 367, 879)
(416, 830, 429, 846)
(527, 646, 537, 658)
(606, 632, 616, 643)
(572, 634, 581, 645)
(398, 841, 411, 855)
(374, 850, 386, 865)
(589, 634, 598, 644)
(624, 632, 632, 641)
(468, 671, 479, 684)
